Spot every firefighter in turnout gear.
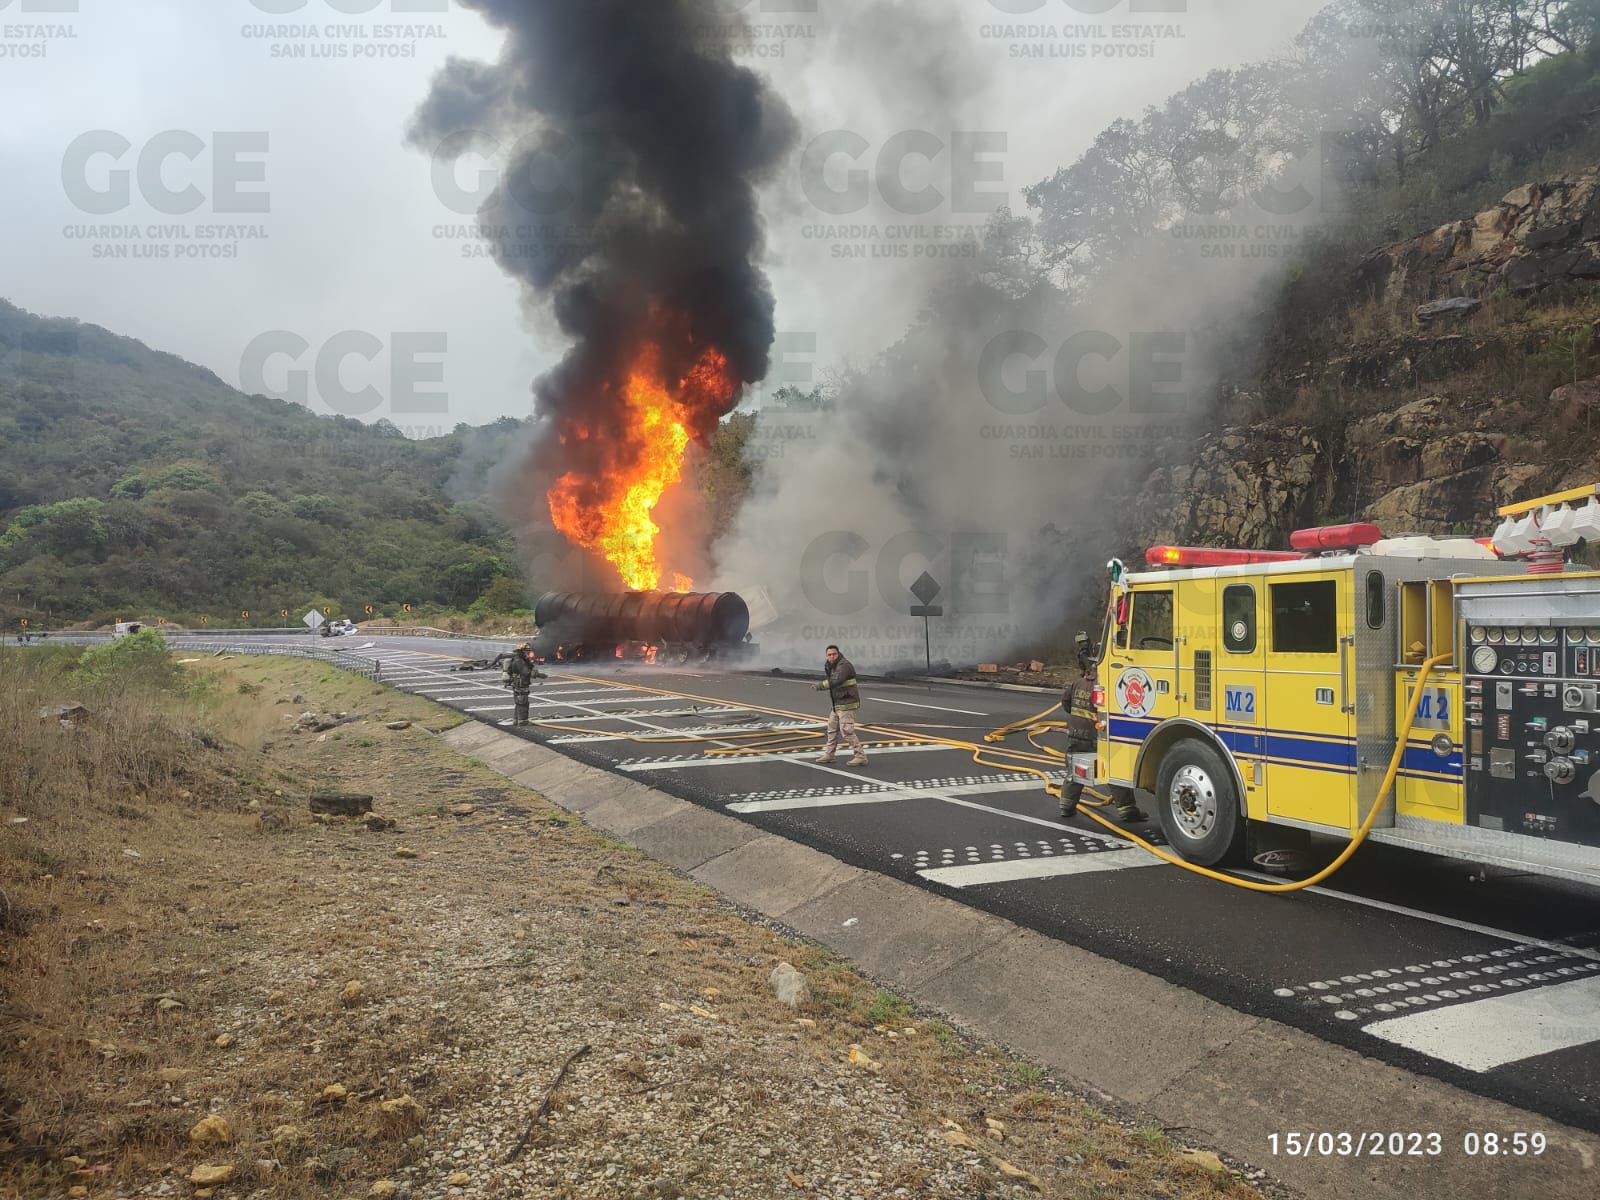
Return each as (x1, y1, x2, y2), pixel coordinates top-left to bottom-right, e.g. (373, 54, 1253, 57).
(499, 643, 542, 726)
(813, 644, 868, 767)
(1059, 630, 1144, 823)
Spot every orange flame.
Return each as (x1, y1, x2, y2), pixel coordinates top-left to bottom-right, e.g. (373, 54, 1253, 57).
(547, 342, 730, 591)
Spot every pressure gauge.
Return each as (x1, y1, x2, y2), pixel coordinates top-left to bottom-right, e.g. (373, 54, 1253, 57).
(1588, 627, 1600, 643)
(1540, 628, 1559, 645)
(1570, 627, 1588, 644)
(1471, 645, 1498, 674)
(1487, 626, 1504, 643)
(1522, 627, 1541, 645)
(1470, 626, 1487, 643)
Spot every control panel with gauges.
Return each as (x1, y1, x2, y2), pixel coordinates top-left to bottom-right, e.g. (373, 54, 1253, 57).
(1463, 622, 1600, 848)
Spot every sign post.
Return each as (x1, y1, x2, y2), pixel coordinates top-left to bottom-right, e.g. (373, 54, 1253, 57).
(908, 571, 944, 675)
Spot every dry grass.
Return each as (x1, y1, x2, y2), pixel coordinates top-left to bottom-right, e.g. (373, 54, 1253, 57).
(0, 649, 1265, 1199)
(0, 648, 454, 1192)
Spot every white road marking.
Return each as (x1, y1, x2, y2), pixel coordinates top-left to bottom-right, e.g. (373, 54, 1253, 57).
(1233, 871, 1600, 964)
(522, 707, 718, 723)
(1363, 975, 1600, 1072)
(323, 654, 1123, 843)
(381, 660, 755, 746)
(938, 795, 1131, 847)
(549, 721, 813, 745)
(868, 697, 990, 716)
(618, 743, 945, 772)
(919, 849, 1161, 888)
(728, 778, 1042, 814)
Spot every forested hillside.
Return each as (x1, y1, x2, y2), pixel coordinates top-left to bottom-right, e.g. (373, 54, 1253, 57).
(0, 301, 528, 625)
(722, 3, 1600, 550)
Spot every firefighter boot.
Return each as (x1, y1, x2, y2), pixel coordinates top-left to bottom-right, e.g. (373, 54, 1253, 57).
(1111, 787, 1147, 823)
(1058, 780, 1082, 820)
(846, 752, 868, 767)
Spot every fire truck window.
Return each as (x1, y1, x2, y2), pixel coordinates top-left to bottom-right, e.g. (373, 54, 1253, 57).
(1223, 585, 1256, 653)
(1271, 580, 1338, 653)
(1130, 590, 1174, 650)
(1365, 571, 1386, 629)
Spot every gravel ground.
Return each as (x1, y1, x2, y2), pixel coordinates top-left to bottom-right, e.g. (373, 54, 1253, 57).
(6, 657, 1273, 1200)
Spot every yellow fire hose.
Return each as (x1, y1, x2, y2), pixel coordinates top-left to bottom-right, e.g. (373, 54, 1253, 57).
(540, 664, 1445, 893)
(981, 655, 1451, 893)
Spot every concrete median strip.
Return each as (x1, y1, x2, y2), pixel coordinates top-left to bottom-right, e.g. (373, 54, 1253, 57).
(443, 723, 1600, 1200)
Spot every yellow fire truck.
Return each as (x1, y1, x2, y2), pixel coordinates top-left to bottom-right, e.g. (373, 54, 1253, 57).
(1066, 486, 1600, 888)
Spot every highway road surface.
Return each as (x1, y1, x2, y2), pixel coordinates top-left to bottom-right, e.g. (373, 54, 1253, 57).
(179, 631, 1600, 1134)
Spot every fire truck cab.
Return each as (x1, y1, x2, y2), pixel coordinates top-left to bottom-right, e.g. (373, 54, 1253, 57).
(1070, 493, 1600, 888)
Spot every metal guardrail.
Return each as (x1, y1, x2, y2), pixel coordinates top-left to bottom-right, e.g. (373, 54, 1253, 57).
(362, 626, 530, 642)
(39, 628, 307, 639)
(171, 640, 387, 681)
(31, 635, 387, 682)
(43, 626, 531, 643)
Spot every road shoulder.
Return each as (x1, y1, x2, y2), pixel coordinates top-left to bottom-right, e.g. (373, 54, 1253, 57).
(455, 723, 1600, 1200)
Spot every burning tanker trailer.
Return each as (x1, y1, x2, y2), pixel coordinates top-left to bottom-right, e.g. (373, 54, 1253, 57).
(531, 590, 754, 664)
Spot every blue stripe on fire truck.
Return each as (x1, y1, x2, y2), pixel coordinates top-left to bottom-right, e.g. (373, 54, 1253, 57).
(1107, 717, 1463, 781)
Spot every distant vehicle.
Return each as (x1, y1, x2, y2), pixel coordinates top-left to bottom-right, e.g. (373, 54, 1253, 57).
(112, 622, 144, 639)
(319, 618, 357, 637)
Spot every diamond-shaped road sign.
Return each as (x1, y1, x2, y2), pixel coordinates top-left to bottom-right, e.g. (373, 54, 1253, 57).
(910, 571, 942, 607)
(303, 609, 324, 630)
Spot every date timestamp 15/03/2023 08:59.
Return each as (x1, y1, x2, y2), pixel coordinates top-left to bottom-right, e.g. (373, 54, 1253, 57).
(1267, 1131, 1548, 1157)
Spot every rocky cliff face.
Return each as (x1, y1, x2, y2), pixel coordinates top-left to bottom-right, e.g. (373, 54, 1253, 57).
(1128, 167, 1600, 553)
(1357, 169, 1600, 302)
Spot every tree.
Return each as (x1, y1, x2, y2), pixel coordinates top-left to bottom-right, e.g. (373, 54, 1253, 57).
(0, 498, 108, 562)
(436, 546, 506, 607)
(144, 461, 220, 494)
(471, 574, 527, 614)
(289, 494, 341, 524)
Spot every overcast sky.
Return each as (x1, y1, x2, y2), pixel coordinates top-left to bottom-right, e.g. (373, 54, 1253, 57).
(1, 0, 1325, 432)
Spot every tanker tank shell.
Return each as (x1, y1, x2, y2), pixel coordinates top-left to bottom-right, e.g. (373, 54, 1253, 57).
(532, 591, 752, 649)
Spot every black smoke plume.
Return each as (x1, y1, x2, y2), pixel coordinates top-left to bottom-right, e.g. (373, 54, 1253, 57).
(409, 1, 797, 553)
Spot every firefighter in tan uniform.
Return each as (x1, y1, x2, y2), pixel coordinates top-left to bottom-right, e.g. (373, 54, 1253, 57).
(813, 644, 868, 767)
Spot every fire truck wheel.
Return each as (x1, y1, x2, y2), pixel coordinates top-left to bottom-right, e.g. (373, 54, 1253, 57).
(1154, 740, 1246, 867)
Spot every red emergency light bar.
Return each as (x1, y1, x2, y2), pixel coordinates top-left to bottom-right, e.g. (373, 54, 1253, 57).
(1289, 522, 1384, 552)
(1145, 545, 1303, 567)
